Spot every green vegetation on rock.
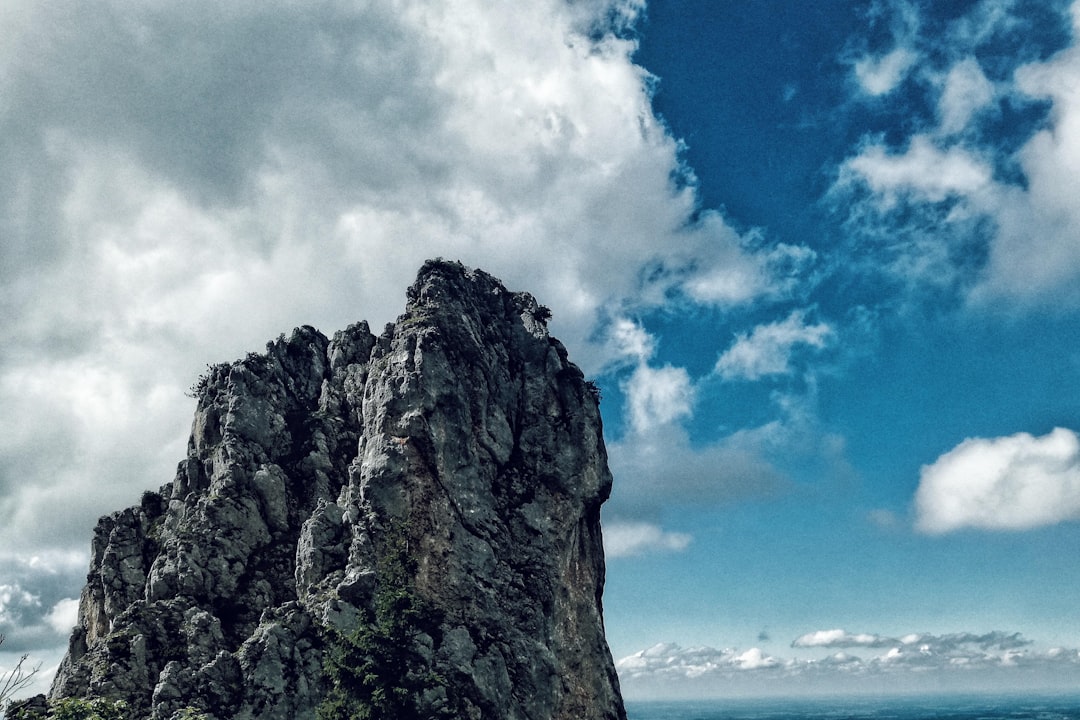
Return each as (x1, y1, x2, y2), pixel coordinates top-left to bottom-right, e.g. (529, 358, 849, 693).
(7, 697, 128, 720)
(317, 521, 448, 720)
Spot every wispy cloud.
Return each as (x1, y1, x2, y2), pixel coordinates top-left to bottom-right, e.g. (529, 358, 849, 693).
(936, 58, 996, 136)
(840, 136, 992, 207)
(854, 47, 920, 96)
(603, 521, 692, 558)
(848, 0, 922, 96)
(715, 311, 833, 381)
(832, 0, 1080, 309)
(624, 364, 695, 434)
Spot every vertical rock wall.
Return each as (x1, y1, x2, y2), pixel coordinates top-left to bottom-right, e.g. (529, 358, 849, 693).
(48, 260, 626, 720)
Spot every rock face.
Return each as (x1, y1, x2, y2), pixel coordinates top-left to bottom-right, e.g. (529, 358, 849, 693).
(49, 260, 626, 720)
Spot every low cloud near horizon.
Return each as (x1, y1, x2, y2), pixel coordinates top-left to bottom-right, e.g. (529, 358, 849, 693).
(618, 629, 1080, 698)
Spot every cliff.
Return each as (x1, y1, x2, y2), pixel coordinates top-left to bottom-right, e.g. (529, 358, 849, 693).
(44, 260, 625, 720)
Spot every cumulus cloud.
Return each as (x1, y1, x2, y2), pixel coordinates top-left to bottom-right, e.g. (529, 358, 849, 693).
(0, 554, 85, 697)
(603, 318, 694, 438)
(604, 364, 852, 549)
(0, 0, 817, 572)
(915, 427, 1080, 534)
(43, 598, 79, 636)
(600, 324, 791, 554)
(679, 220, 818, 306)
(715, 310, 833, 381)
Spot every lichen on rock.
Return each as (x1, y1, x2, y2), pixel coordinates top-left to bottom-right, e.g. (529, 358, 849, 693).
(46, 260, 626, 720)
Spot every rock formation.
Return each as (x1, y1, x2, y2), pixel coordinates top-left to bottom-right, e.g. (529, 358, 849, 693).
(44, 260, 625, 720)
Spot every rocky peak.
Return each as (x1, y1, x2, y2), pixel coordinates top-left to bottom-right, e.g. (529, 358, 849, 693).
(41, 260, 625, 720)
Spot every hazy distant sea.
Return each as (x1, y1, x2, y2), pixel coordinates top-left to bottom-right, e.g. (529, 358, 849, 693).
(625, 694, 1080, 720)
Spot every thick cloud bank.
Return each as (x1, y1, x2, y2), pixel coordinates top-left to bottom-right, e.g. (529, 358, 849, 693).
(915, 427, 1080, 534)
(0, 0, 806, 560)
(0, 0, 827, 682)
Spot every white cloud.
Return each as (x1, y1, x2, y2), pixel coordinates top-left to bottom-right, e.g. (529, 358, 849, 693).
(43, 598, 79, 636)
(616, 642, 782, 681)
(915, 427, 1080, 534)
(0, 555, 86, 693)
(0, 0, 813, 567)
(735, 647, 781, 670)
(842, 135, 992, 206)
(847, 0, 922, 97)
(854, 47, 920, 96)
(835, 1, 1080, 308)
(679, 219, 818, 307)
(604, 318, 655, 365)
(937, 58, 996, 135)
(970, 12, 1080, 305)
(793, 629, 892, 648)
(792, 629, 1033, 654)
(618, 631, 1080, 697)
(603, 521, 692, 558)
(715, 310, 833, 381)
(624, 364, 694, 433)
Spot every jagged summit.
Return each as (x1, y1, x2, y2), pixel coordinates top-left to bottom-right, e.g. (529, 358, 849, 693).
(39, 260, 625, 720)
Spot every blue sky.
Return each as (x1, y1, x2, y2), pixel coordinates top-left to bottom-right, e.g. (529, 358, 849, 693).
(2, 0, 1080, 701)
(602, 0, 1080, 697)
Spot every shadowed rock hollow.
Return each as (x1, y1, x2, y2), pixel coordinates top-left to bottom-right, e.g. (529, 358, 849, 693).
(45, 260, 625, 720)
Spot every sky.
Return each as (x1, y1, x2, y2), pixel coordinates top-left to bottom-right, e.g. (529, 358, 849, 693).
(2, 0, 1080, 702)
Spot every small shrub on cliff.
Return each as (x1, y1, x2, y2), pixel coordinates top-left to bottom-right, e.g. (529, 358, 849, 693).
(49, 699, 128, 720)
(317, 521, 448, 720)
(7, 697, 128, 720)
(584, 379, 602, 402)
(1, 634, 40, 712)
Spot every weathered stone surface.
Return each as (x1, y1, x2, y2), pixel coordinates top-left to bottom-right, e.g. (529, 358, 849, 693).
(49, 260, 625, 720)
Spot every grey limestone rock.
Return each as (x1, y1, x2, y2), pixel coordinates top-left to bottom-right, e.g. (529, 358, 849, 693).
(49, 260, 625, 720)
